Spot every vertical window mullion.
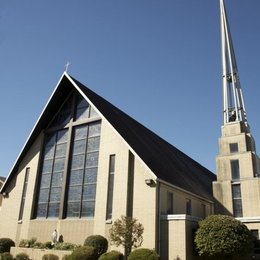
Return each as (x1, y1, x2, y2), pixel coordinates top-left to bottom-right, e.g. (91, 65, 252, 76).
(80, 128, 89, 218)
(59, 124, 73, 219)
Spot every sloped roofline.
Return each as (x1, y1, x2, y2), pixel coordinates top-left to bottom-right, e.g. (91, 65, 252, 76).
(1, 73, 216, 200)
(1, 72, 156, 192)
(1, 73, 69, 192)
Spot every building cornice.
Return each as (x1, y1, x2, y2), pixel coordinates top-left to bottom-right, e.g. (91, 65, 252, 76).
(161, 214, 201, 222)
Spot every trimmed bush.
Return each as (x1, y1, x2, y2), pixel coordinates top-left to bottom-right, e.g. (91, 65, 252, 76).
(67, 246, 98, 260)
(15, 253, 30, 260)
(42, 254, 59, 260)
(18, 238, 38, 248)
(84, 235, 108, 257)
(61, 255, 70, 260)
(0, 252, 14, 260)
(99, 250, 124, 260)
(195, 215, 254, 258)
(0, 238, 15, 253)
(54, 242, 79, 251)
(128, 248, 160, 260)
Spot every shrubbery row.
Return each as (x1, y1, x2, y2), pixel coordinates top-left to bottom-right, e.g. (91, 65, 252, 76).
(0, 235, 160, 260)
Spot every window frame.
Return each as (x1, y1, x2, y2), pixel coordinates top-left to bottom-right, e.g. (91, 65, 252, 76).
(34, 91, 101, 219)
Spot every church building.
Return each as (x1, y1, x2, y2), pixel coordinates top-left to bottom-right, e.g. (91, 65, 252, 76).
(0, 1, 259, 260)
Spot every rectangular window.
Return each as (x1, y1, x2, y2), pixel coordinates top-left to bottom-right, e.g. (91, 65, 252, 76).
(201, 204, 206, 218)
(167, 192, 173, 214)
(232, 184, 243, 217)
(36, 129, 68, 218)
(186, 199, 192, 215)
(229, 143, 238, 153)
(66, 122, 101, 218)
(231, 160, 240, 180)
(251, 230, 259, 240)
(106, 155, 115, 220)
(18, 168, 30, 221)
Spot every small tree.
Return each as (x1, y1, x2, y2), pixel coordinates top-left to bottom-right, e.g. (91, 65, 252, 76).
(109, 216, 144, 258)
(195, 215, 254, 259)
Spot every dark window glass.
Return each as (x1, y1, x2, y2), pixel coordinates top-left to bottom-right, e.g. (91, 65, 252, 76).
(186, 199, 192, 216)
(230, 143, 238, 153)
(106, 155, 115, 220)
(201, 204, 206, 218)
(232, 184, 243, 217)
(167, 192, 173, 214)
(51, 96, 73, 127)
(231, 160, 240, 180)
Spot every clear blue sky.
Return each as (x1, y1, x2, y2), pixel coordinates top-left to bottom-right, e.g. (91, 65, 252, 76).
(0, 0, 260, 177)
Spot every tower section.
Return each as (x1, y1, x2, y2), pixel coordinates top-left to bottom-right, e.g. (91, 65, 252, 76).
(213, 0, 260, 230)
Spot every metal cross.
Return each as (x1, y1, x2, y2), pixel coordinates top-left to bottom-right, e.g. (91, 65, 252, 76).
(65, 61, 71, 73)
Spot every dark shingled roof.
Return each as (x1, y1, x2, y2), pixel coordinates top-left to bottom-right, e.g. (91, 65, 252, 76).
(2, 73, 216, 199)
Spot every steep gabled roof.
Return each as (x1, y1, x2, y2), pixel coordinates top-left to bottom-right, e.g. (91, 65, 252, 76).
(2, 73, 216, 199)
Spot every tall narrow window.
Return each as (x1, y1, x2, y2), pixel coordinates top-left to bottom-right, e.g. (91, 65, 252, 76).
(186, 199, 192, 215)
(167, 192, 173, 214)
(201, 204, 206, 218)
(66, 122, 101, 218)
(232, 184, 243, 217)
(18, 168, 30, 221)
(36, 129, 68, 218)
(106, 155, 115, 220)
(231, 160, 240, 180)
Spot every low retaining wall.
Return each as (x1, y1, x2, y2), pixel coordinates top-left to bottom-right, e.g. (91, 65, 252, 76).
(10, 247, 72, 260)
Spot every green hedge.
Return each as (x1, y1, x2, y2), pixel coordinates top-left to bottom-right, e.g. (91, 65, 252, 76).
(67, 246, 98, 260)
(84, 235, 108, 257)
(99, 250, 124, 260)
(42, 253, 59, 260)
(128, 248, 160, 260)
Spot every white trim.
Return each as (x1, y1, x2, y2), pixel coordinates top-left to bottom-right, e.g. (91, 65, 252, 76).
(236, 217, 260, 223)
(161, 214, 201, 222)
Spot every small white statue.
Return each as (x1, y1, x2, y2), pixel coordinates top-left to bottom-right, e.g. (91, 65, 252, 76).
(51, 229, 58, 245)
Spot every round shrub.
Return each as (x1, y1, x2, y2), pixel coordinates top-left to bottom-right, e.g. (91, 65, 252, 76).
(128, 248, 160, 260)
(99, 250, 124, 260)
(0, 252, 14, 260)
(0, 238, 15, 253)
(42, 254, 59, 260)
(61, 255, 70, 260)
(84, 235, 108, 257)
(15, 253, 30, 260)
(68, 246, 98, 260)
(195, 215, 254, 258)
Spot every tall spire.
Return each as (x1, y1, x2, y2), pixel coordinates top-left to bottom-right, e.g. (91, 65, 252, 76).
(220, 0, 247, 125)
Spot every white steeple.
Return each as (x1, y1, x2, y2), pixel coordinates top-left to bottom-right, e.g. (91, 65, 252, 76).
(220, 0, 247, 125)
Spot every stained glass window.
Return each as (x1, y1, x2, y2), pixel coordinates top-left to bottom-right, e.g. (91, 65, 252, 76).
(35, 91, 101, 219)
(66, 122, 101, 218)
